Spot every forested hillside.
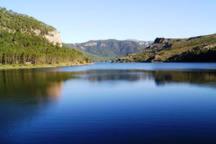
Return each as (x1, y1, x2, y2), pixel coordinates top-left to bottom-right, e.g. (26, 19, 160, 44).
(0, 8, 90, 66)
(0, 8, 54, 34)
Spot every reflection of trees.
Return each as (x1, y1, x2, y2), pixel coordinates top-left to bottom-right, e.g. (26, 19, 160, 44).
(0, 70, 74, 136)
(75, 70, 216, 88)
(0, 70, 74, 102)
(153, 71, 216, 87)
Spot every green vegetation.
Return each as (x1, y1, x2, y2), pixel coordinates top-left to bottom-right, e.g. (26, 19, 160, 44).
(0, 30, 90, 65)
(0, 8, 91, 68)
(117, 34, 216, 62)
(0, 7, 54, 34)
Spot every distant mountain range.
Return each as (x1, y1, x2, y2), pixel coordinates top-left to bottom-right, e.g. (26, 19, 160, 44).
(116, 33, 216, 62)
(66, 40, 152, 57)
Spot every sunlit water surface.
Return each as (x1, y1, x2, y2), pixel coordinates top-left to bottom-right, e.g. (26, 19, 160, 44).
(1, 63, 216, 144)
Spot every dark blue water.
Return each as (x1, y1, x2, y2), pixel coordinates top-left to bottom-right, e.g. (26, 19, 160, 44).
(1, 63, 216, 144)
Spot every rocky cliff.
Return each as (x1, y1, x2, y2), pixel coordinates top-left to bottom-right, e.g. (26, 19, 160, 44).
(45, 31, 62, 47)
(34, 29, 62, 47)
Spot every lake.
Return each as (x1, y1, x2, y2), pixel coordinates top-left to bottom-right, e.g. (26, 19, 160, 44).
(1, 63, 216, 144)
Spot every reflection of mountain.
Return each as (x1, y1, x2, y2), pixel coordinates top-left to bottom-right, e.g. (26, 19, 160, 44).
(75, 70, 152, 82)
(74, 70, 216, 88)
(153, 71, 216, 87)
(0, 70, 74, 139)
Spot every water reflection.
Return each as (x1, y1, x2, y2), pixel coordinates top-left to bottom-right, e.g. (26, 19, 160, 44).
(74, 70, 216, 88)
(0, 70, 74, 141)
(153, 70, 216, 87)
(0, 70, 74, 100)
(1, 64, 216, 144)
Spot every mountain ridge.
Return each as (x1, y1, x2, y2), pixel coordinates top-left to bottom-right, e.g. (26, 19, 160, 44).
(116, 33, 216, 62)
(66, 39, 152, 58)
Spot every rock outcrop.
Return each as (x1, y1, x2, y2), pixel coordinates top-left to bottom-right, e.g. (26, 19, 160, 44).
(33, 30, 62, 47)
(44, 31, 62, 47)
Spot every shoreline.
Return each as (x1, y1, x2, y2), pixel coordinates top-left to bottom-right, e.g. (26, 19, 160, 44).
(0, 63, 94, 70)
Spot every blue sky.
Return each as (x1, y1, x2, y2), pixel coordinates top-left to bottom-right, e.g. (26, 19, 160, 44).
(1, 0, 215, 43)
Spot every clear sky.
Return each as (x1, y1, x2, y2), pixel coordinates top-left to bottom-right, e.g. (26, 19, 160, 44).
(1, 0, 215, 43)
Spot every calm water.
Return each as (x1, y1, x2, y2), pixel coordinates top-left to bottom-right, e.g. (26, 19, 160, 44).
(1, 63, 216, 144)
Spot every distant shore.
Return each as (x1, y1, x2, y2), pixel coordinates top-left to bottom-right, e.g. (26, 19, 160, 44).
(0, 62, 94, 70)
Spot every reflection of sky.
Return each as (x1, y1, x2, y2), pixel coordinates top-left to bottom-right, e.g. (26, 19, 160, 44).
(8, 76, 216, 143)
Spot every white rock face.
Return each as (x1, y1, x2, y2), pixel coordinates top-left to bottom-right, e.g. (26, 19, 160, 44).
(44, 31, 63, 47)
(34, 29, 63, 47)
(1, 26, 63, 47)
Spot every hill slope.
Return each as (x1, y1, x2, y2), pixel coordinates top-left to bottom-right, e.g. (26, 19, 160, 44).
(116, 34, 216, 62)
(0, 8, 90, 66)
(66, 40, 152, 58)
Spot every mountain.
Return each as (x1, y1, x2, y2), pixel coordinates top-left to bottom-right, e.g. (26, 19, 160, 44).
(66, 40, 152, 58)
(0, 8, 90, 66)
(116, 34, 216, 62)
